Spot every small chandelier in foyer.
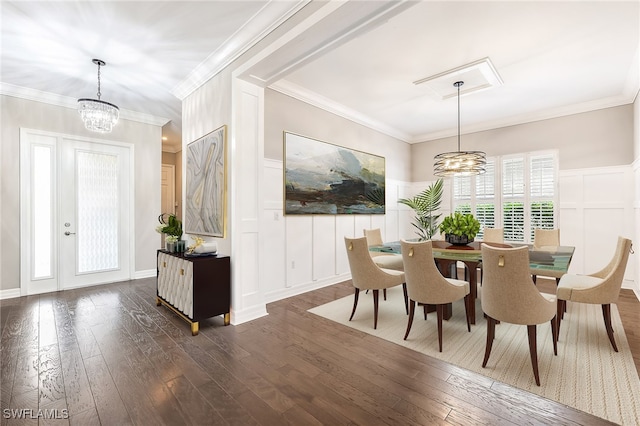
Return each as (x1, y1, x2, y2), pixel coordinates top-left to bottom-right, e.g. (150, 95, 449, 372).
(77, 59, 119, 133)
(433, 81, 486, 177)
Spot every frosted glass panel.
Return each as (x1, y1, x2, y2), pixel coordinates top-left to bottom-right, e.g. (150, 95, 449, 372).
(33, 146, 52, 279)
(77, 151, 119, 273)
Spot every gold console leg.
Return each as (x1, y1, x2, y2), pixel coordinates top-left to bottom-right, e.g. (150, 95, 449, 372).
(191, 322, 199, 336)
(156, 297, 161, 306)
(224, 313, 230, 326)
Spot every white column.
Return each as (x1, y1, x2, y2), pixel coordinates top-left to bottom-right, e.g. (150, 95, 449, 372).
(229, 79, 268, 324)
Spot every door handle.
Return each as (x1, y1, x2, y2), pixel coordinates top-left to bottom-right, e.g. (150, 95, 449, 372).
(64, 231, 76, 236)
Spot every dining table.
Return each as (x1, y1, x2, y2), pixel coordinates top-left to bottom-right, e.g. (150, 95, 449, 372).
(369, 240, 575, 324)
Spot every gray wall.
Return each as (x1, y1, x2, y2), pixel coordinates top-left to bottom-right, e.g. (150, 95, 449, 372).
(412, 104, 634, 182)
(265, 89, 412, 182)
(1, 95, 162, 291)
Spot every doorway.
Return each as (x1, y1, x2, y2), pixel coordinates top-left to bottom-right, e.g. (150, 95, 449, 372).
(20, 129, 133, 295)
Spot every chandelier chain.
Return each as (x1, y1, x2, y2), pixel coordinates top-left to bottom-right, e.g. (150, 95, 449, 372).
(96, 61, 101, 99)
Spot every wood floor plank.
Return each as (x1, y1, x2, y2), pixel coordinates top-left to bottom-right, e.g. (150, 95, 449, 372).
(0, 276, 637, 426)
(83, 355, 132, 425)
(165, 375, 225, 425)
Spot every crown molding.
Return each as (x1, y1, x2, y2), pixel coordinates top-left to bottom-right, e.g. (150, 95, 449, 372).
(271, 79, 636, 145)
(172, 0, 310, 100)
(1, 83, 170, 127)
(413, 94, 636, 143)
(270, 79, 412, 142)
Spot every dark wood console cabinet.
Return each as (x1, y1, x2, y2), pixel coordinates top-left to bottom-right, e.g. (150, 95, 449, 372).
(156, 250, 230, 335)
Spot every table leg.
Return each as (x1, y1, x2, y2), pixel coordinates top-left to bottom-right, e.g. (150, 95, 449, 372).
(462, 261, 479, 325)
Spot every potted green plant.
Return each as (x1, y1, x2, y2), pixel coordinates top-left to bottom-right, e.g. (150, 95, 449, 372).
(398, 179, 443, 240)
(439, 212, 481, 245)
(156, 213, 183, 252)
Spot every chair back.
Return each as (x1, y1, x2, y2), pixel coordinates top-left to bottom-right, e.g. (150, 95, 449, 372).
(533, 228, 560, 248)
(586, 236, 633, 303)
(481, 245, 556, 325)
(363, 228, 384, 246)
(483, 228, 503, 243)
(400, 240, 464, 304)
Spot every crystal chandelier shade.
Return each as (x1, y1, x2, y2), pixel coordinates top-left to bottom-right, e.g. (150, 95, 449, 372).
(433, 81, 486, 177)
(78, 59, 119, 133)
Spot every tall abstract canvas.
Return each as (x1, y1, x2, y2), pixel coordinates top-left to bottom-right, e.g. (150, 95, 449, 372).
(284, 132, 385, 215)
(185, 125, 226, 237)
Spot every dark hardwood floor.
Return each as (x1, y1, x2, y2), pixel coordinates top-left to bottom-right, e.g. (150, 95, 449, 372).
(1, 276, 637, 425)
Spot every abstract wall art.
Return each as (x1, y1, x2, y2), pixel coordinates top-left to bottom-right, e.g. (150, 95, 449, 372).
(284, 132, 385, 215)
(185, 125, 226, 237)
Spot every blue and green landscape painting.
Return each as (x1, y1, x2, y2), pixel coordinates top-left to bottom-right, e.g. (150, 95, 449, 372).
(284, 133, 385, 215)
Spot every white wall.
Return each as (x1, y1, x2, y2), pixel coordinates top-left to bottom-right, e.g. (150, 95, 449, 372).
(0, 95, 162, 292)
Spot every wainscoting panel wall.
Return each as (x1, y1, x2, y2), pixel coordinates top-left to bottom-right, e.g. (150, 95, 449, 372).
(559, 165, 636, 290)
(262, 162, 637, 302)
(263, 159, 414, 303)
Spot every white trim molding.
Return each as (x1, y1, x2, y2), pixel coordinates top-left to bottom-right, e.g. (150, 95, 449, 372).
(0, 288, 21, 300)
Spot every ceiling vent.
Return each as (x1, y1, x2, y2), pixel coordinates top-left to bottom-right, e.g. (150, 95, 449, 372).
(413, 57, 503, 99)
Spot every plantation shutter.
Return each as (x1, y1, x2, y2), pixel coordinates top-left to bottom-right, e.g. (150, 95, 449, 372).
(453, 175, 471, 214)
(529, 154, 556, 239)
(475, 160, 495, 239)
(502, 157, 525, 241)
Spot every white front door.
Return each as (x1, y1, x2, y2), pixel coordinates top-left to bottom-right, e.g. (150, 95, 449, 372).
(20, 129, 133, 295)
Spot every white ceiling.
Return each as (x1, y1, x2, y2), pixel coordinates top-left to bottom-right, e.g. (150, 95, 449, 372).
(2, 1, 638, 151)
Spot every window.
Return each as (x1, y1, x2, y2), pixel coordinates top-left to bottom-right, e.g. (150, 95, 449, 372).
(452, 151, 557, 243)
(452, 159, 497, 240)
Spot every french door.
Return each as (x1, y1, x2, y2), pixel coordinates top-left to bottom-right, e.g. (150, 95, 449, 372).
(20, 129, 133, 295)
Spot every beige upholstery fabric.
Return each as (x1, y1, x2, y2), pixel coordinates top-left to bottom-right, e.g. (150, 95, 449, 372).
(533, 228, 560, 248)
(555, 236, 632, 352)
(345, 237, 405, 290)
(400, 240, 469, 304)
(557, 236, 632, 304)
(481, 245, 556, 325)
(400, 239, 471, 351)
(364, 228, 404, 271)
(482, 228, 504, 243)
(363, 228, 384, 246)
(345, 237, 407, 329)
(481, 244, 558, 385)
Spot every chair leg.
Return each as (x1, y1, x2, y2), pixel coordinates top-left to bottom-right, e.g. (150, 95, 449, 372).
(402, 283, 408, 315)
(482, 316, 496, 368)
(373, 290, 379, 329)
(556, 299, 565, 341)
(436, 304, 444, 352)
(383, 288, 387, 301)
(602, 304, 618, 352)
(423, 304, 427, 320)
(349, 288, 360, 321)
(527, 324, 541, 386)
(463, 294, 471, 332)
(404, 300, 416, 340)
(532, 274, 537, 284)
(550, 317, 558, 355)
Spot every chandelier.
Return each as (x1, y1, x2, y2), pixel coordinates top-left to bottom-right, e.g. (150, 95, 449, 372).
(434, 81, 486, 177)
(78, 59, 119, 133)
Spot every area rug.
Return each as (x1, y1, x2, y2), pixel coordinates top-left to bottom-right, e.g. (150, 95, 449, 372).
(309, 286, 640, 425)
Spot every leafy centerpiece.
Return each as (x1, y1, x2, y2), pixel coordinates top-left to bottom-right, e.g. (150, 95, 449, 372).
(439, 212, 481, 245)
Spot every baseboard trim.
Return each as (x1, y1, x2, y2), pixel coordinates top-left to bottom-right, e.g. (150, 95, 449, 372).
(264, 273, 351, 304)
(135, 269, 156, 279)
(0, 288, 21, 300)
(231, 305, 269, 325)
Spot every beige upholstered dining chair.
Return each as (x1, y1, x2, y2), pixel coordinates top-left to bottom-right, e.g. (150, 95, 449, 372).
(481, 245, 558, 386)
(344, 237, 407, 329)
(363, 228, 404, 271)
(532, 228, 561, 283)
(483, 227, 504, 243)
(400, 240, 471, 352)
(556, 236, 632, 352)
